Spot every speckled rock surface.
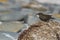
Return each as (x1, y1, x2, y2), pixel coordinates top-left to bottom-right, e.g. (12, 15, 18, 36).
(18, 20, 60, 40)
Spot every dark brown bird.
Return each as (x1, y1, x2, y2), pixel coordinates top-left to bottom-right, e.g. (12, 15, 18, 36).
(36, 13, 54, 22)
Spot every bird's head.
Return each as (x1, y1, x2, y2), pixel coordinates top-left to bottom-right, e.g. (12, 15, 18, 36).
(36, 13, 43, 17)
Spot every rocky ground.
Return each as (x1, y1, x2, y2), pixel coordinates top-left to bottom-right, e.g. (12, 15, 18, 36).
(18, 20, 60, 40)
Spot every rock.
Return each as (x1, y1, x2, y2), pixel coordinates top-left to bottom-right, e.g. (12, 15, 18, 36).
(18, 20, 60, 40)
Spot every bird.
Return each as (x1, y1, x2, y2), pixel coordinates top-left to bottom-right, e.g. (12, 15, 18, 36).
(36, 13, 55, 22)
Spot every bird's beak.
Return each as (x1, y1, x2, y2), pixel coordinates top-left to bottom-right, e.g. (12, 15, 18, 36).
(36, 13, 39, 17)
(36, 15, 39, 17)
